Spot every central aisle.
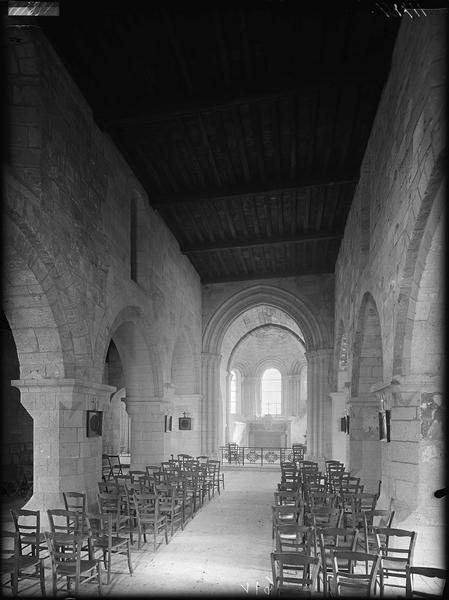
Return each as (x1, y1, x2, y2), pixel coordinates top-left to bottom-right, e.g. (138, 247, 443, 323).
(107, 469, 279, 596)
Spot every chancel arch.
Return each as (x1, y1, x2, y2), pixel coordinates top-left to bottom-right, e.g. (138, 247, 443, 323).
(202, 285, 331, 457)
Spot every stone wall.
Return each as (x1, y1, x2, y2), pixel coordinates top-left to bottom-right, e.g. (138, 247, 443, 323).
(334, 13, 445, 565)
(3, 24, 202, 513)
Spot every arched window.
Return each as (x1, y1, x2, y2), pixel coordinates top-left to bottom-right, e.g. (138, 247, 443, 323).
(230, 370, 237, 414)
(261, 368, 282, 415)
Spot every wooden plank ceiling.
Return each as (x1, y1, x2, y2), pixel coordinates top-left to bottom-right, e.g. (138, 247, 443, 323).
(40, 2, 400, 284)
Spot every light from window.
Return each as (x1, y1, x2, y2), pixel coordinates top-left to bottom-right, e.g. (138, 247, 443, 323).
(261, 368, 281, 415)
(230, 370, 237, 414)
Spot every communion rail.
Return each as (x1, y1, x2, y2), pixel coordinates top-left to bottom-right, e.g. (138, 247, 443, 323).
(219, 444, 306, 467)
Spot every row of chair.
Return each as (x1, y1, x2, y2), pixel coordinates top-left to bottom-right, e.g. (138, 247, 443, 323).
(269, 459, 446, 597)
(2, 452, 223, 596)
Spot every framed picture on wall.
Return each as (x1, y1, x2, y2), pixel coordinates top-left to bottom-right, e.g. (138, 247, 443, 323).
(179, 417, 191, 430)
(378, 411, 387, 440)
(86, 410, 103, 437)
(385, 409, 391, 442)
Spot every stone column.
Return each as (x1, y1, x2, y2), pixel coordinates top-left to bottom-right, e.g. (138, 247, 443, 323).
(386, 375, 444, 567)
(11, 378, 115, 523)
(201, 352, 221, 455)
(305, 348, 333, 460)
(243, 376, 257, 417)
(126, 396, 166, 469)
(281, 374, 301, 415)
(225, 370, 231, 444)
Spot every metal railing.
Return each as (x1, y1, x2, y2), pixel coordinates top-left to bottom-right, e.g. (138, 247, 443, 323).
(219, 444, 306, 467)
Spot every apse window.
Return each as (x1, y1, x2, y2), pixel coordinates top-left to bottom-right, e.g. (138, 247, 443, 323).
(230, 370, 237, 414)
(261, 368, 282, 415)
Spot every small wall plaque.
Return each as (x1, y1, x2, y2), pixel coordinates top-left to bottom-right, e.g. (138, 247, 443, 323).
(179, 417, 191, 430)
(86, 410, 103, 437)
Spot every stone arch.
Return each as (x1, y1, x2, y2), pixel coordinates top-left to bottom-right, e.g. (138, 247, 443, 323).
(393, 178, 444, 377)
(171, 327, 199, 395)
(202, 285, 332, 455)
(3, 218, 71, 379)
(226, 323, 305, 372)
(94, 305, 162, 398)
(349, 291, 383, 492)
(254, 357, 288, 379)
(351, 292, 384, 397)
(203, 284, 328, 356)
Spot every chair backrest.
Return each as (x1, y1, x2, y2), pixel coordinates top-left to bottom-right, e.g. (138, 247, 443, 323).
(271, 552, 321, 593)
(133, 491, 160, 520)
(318, 527, 359, 576)
(10, 508, 41, 556)
(330, 550, 381, 596)
(63, 491, 86, 514)
(307, 506, 344, 529)
(275, 524, 314, 553)
(374, 527, 417, 563)
(365, 509, 395, 530)
(129, 470, 146, 484)
(47, 508, 89, 536)
(405, 565, 447, 598)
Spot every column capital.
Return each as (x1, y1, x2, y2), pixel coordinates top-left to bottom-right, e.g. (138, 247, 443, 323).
(11, 378, 116, 395)
(12, 378, 115, 412)
(305, 347, 333, 361)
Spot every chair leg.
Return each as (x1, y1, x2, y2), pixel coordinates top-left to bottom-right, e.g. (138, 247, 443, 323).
(40, 562, 46, 596)
(97, 562, 102, 595)
(127, 542, 133, 575)
(107, 549, 111, 585)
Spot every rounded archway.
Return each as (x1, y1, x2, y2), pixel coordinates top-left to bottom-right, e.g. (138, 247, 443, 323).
(202, 285, 331, 457)
(350, 292, 383, 492)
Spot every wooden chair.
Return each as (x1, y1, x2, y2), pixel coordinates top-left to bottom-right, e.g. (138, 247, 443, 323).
(305, 506, 344, 529)
(275, 523, 314, 554)
(132, 491, 169, 551)
(47, 508, 93, 561)
(329, 549, 381, 597)
(1, 530, 46, 596)
(45, 531, 101, 596)
(10, 508, 47, 560)
(207, 459, 224, 493)
(63, 491, 87, 514)
(272, 496, 304, 539)
(270, 552, 321, 596)
(405, 565, 447, 598)
(227, 442, 241, 464)
(318, 527, 359, 594)
(155, 482, 184, 536)
(359, 509, 395, 553)
(89, 513, 133, 585)
(375, 527, 417, 596)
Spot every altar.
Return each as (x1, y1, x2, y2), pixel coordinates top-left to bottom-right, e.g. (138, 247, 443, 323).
(247, 415, 290, 447)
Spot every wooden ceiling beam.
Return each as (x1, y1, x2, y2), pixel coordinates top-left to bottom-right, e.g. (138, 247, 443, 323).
(100, 69, 386, 126)
(201, 265, 334, 284)
(182, 230, 343, 254)
(152, 173, 357, 207)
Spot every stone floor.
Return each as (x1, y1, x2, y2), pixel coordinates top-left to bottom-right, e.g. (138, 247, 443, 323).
(1, 469, 445, 597)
